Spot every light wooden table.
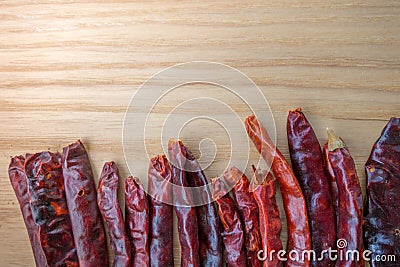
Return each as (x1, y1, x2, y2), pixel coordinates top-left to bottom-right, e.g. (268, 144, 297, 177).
(0, 1, 399, 266)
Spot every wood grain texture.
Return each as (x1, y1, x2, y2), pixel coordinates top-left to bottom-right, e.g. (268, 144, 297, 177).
(0, 1, 399, 266)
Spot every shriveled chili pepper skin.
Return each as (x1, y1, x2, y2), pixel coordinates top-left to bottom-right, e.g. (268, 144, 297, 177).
(125, 176, 150, 267)
(148, 155, 174, 267)
(97, 162, 131, 267)
(323, 143, 339, 224)
(326, 129, 364, 267)
(25, 152, 79, 267)
(224, 166, 263, 267)
(62, 140, 109, 267)
(178, 142, 223, 267)
(252, 167, 283, 267)
(364, 118, 400, 267)
(245, 114, 311, 267)
(287, 109, 336, 267)
(212, 177, 248, 267)
(168, 140, 200, 267)
(8, 155, 47, 267)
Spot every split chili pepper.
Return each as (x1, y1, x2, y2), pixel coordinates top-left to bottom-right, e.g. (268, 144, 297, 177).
(25, 151, 79, 267)
(62, 140, 109, 267)
(180, 142, 223, 267)
(211, 176, 248, 267)
(148, 155, 174, 267)
(287, 108, 336, 266)
(125, 176, 150, 267)
(97, 162, 131, 267)
(245, 114, 311, 267)
(8, 155, 47, 267)
(168, 139, 200, 267)
(252, 166, 283, 267)
(364, 118, 400, 267)
(223, 166, 263, 267)
(326, 129, 364, 267)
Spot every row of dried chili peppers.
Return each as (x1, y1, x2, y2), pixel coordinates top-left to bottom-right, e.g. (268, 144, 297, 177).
(8, 111, 399, 267)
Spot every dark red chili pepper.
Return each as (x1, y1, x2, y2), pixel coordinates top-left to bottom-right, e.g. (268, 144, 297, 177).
(25, 151, 79, 267)
(326, 129, 364, 267)
(223, 166, 263, 267)
(8, 155, 47, 267)
(252, 166, 283, 267)
(62, 140, 109, 267)
(287, 108, 336, 266)
(211, 176, 248, 267)
(97, 162, 131, 267)
(168, 139, 200, 267)
(148, 155, 174, 267)
(125, 176, 150, 267)
(364, 118, 400, 267)
(323, 143, 339, 224)
(245, 114, 311, 267)
(177, 141, 223, 267)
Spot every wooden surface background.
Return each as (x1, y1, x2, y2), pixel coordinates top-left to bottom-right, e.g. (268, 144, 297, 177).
(1, 1, 399, 266)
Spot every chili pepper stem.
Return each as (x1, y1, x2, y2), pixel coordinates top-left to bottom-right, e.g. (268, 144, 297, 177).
(327, 128, 346, 151)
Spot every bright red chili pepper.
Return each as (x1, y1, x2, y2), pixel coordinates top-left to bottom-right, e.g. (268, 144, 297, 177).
(245, 114, 311, 267)
(223, 166, 263, 267)
(252, 166, 283, 267)
(212, 176, 248, 267)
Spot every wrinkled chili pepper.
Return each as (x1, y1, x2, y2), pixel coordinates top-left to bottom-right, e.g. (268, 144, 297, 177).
(326, 129, 364, 267)
(97, 162, 131, 267)
(252, 166, 283, 267)
(180, 141, 223, 267)
(62, 140, 109, 267)
(287, 108, 336, 266)
(364, 118, 400, 267)
(212, 176, 248, 267)
(168, 139, 200, 267)
(223, 166, 263, 267)
(148, 155, 174, 267)
(8, 155, 47, 267)
(323, 143, 339, 224)
(245, 114, 311, 267)
(25, 151, 79, 267)
(125, 176, 150, 267)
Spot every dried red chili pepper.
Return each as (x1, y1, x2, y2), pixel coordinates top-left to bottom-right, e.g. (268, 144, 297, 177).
(223, 166, 263, 267)
(252, 166, 283, 267)
(125, 176, 150, 267)
(245, 114, 311, 267)
(364, 118, 400, 267)
(326, 129, 364, 267)
(323, 143, 339, 224)
(25, 151, 79, 267)
(212, 176, 248, 267)
(168, 139, 200, 267)
(287, 108, 336, 266)
(97, 162, 131, 267)
(148, 155, 174, 267)
(8, 155, 47, 267)
(62, 140, 109, 267)
(179, 142, 223, 267)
